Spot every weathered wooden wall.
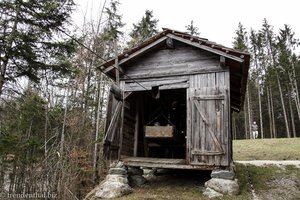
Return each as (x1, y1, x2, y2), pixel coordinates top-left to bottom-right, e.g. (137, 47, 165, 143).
(118, 41, 232, 167)
(121, 106, 135, 156)
(121, 44, 222, 80)
(187, 72, 230, 166)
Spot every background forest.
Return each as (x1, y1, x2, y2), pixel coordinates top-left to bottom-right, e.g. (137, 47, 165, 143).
(0, 0, 299, 199)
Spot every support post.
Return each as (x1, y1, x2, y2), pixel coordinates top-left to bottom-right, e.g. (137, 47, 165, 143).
(134, 96, 140, 157)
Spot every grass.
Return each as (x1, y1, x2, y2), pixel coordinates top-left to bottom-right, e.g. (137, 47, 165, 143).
(233, 138, 300, 160)
(100, 138, 300, 199)
(115, 164, 300, 200)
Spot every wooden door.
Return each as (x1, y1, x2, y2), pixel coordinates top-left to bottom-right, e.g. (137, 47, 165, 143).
(188, 87, 229, 166)
(103, 84, 123, 160)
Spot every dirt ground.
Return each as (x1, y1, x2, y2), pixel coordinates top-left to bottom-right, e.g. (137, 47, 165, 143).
(116, 163, 300, 200)
(258, 175, 300, 200)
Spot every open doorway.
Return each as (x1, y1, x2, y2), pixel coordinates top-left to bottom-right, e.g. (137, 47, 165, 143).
(141, 88, 187, 159)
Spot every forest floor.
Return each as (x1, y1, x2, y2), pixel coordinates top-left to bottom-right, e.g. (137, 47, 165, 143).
(114, 138, 300, 200)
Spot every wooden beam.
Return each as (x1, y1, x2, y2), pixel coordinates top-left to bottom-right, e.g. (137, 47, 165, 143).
(133, 97, 140, 157)
(220, 56, 225, 68)
(118, 36, 168, 66)
(191, 150, 225, 156)
(110, 84, 123, 100)
(123, 91, 132, 99)
(166, 38, 174, 48)
(115, 56, 119, 85)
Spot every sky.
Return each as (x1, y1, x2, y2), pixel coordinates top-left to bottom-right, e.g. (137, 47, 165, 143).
(73, 0, 300, 48)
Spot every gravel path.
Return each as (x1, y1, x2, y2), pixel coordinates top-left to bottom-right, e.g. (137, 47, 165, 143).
(235, 160, 300, 168)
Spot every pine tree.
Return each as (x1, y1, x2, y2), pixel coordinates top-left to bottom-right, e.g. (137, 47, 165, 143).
(0, 0, 77, 97)
(185, 20, 200, 36)
(101, 0, 125, 59)
(233, 22, 248, 51)
(232, 22, 253, 139)
(128, 10, 159, 47)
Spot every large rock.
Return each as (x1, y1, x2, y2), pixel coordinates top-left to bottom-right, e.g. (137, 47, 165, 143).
(143, 168, 157, 176)
(106, 174, 128, 184)
(129, 175, 147, 186)
(211, 169, 235, 180)
(95, 181, 133, 199)
(128, 167, 143, 176)
(109, 168, 127, 175)
(86, 161, 133, 199)
(203, 187, 223, 199)
(205, 178, 239, 195)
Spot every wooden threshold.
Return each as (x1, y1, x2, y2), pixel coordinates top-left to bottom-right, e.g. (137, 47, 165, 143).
(121, 157, 218, 170)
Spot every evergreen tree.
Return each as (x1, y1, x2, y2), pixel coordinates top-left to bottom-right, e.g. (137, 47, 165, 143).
(232, 22, 253, 139)
(0, 0, 77, 97)
(103, 0, 125, 42)
(185, 20, 200, 36)
(233, 22, 248, 51)
(128, 10, 159, 47)
(102, 0, 125, 58)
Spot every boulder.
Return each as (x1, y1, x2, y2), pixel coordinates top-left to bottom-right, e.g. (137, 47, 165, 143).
(109, 168, 127, 175)
(87, 161, 133, 199)
(129, 175, 147, 186)
(106, 174, 128, 184)
(211, 169, 235, 180)
(128, 167, 143, 176)
(203, 187, 223, 199)
(95, 181, 132, 199)
(205, 178, 239, 195)
(143, 168, 157, 176)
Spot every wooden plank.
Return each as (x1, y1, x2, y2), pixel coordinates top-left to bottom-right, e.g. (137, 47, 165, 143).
(110, 84, 123, 100)
(186, 88, 191, 164)
(124, 64, 221, 79)
(194, 95, 225, 100)
(122, 68, 227, 80)
(125, 75, 189, 84)
(220, 56, 226, 68)
(118, 93, 124, 159)
(134, 97, 139, 157)
(104, 101, 122, 142)
(193, 99, 224, 153)
(145, 126, 174, 138)
(119, 36, 168, 66)
(191, 150, 225, 156)
(122, 157, 186, 164)
(125, 46, 218, 68)
(124, 78, 189, 91)
(122, 161, 217, 170)
(166, 34, 244, 63)
(115, 56, 120, 85)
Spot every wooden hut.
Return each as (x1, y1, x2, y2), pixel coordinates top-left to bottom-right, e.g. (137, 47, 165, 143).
(100, 28, 250, 170)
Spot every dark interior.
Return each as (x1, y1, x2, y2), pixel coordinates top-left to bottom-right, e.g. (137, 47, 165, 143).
(141, 88, 187, 159)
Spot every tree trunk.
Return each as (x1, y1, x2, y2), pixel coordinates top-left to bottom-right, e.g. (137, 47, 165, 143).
(257, 86, 264, 138)
(244, 99, 248, 139)
(288, 69, 300, 122)
(288, 90, 296, 138)
(276, 73, 290, 138)
(270, 88, 277, 138)
(57, 84, 70, 197)
(266, 87, 273, 138)
(246, 84, 252, 139)
(93, 73, 103, 183)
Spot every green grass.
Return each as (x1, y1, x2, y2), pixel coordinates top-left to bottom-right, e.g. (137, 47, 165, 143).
(233, 138, 300, 160)
(114, 164, 300, 200)
(99, 138, 300, 199)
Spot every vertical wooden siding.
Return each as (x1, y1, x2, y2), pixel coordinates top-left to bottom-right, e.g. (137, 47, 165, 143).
(187, 72, 230, 166)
